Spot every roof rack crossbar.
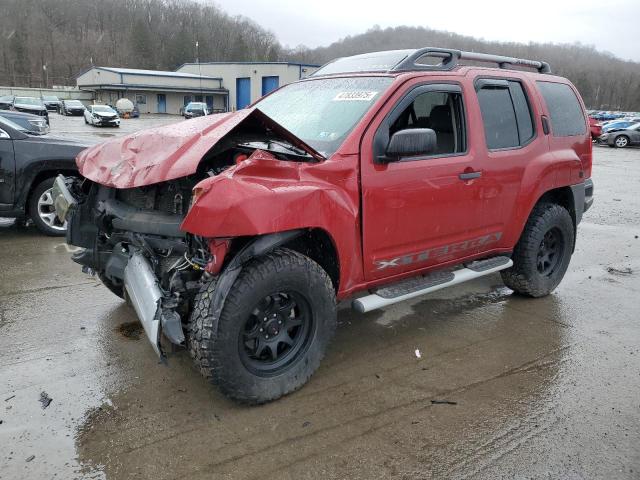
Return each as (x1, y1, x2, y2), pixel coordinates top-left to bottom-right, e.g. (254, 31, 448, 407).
(392, 47, 551, 74)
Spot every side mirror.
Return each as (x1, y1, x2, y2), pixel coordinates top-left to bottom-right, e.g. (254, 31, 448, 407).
(381, 128, 437, 162)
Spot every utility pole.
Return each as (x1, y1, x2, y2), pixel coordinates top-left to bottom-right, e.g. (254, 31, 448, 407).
(196, 40, 203, 105)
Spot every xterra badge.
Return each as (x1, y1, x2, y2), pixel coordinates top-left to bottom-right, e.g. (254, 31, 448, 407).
(375, 233, 503, 270)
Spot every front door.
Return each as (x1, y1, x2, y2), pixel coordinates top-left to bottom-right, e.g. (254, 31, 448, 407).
(0, 132, 15, 206)
(157, 94, 167, 114)
(361, 83, 491, 281)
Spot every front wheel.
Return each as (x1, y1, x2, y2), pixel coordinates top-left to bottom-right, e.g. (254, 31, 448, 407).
(28, 178, 68, 236)
(501, 203, 574, 297)
(188, 248, 337, 404)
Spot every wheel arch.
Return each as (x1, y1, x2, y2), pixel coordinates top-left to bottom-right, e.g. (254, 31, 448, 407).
(225, 228, 340, 293)
(516, 184, 580, 252)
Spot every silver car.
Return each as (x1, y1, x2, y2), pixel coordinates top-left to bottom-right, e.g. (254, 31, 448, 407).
(599, 122, 640, 148)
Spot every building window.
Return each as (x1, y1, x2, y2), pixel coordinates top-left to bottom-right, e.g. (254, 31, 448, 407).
(135, 94, 147, 105)
(184, 95, 192, 106)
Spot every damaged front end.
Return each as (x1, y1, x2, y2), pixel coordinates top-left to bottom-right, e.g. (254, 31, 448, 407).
(57, 108, 322, 357)
(62, 175, 213, 356)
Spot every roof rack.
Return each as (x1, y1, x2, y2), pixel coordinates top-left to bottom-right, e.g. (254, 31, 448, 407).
(392, 47, 551, 74)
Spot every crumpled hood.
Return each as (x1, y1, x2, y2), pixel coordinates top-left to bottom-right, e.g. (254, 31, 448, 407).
(76, 108, 323, 188)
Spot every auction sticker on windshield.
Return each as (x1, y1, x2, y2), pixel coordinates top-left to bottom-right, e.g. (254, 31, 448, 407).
(333, 91, 378, 101)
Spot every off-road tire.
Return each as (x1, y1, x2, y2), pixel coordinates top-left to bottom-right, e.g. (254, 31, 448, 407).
(501, 203, 574, 297)
(28, 178, 66, 236)
(98, 272, 124, 299)
(188, 248, 337, 404)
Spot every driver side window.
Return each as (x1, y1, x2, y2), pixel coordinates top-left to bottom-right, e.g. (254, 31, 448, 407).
(389, 91, 466, 155)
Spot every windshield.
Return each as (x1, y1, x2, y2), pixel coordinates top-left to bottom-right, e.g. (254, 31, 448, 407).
(42, 96, 58, 101)
(187, 103, 206, 110)
(93, 105, 115, 113)
(256, 76, 393, 157)
(15, 97, 43, 106)
(66, 100, 83, 107)
(0, 116, 27, 132)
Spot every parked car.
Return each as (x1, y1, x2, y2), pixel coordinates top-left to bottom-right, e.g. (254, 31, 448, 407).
(84, 105, 120, 127)
(56, 47, 593, 404)
(0, 95, 49, 125)
(0, 110, 49, 135)
(598, 122, 640, 148)
(41, 95, 62, 112)
(60, 99, 86, 116)
(589, 117, 602, 140)
(0, 116, 88, 235)
(183, 102, 209, 119)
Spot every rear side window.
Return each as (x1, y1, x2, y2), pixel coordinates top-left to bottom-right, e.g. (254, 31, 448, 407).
(477, 80, 534, 150)
(536, 81, 586, 137)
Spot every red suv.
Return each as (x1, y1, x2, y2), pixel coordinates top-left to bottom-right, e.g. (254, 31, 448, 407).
(55, 48, 594, 404)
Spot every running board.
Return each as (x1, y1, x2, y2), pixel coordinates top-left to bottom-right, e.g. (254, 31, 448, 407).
(352, 256, 513, 313)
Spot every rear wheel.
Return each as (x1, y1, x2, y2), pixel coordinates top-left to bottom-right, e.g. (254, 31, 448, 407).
(188, 248, 336, 404)
(28, 178, 67, 236)
(501, 203, 574, 297)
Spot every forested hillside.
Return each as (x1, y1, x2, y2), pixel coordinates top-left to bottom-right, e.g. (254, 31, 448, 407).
(1, 0, 638, 109)
(0, 0, 281, 87)
(289, 25, 640, 110)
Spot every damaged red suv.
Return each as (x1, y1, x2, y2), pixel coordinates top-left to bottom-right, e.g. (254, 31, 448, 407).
(55, 48, 594, 404)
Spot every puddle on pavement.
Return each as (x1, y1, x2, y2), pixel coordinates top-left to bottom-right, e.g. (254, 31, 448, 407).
(71, 284, 572, 479)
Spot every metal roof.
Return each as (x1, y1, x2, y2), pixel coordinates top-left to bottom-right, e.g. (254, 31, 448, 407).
(85, 67, 221, 80)
(176, 61, 320, 69)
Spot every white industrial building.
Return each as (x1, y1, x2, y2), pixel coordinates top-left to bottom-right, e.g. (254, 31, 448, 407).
(76, 62, 319, 115)
(176, 62, 318, 111)
(75, 67, 228, 114)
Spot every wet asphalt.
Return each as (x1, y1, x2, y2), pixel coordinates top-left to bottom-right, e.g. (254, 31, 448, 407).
(0, 114, 639, 479)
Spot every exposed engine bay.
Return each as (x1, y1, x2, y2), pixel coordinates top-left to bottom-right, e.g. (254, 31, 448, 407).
(62, 127, 317, 356)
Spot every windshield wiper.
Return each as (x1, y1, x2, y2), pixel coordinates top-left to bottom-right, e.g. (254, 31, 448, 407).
(239, 140, 313, 159)
(267, 140, 311, 157)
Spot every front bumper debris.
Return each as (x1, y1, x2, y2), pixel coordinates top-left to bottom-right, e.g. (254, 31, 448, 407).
(52, 175, 78, 223)
(123, 252, 164, 357)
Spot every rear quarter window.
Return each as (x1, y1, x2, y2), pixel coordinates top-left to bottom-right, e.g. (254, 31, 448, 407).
(537, 81, 586, 137)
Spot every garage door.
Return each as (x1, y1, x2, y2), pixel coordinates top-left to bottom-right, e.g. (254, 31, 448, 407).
(236, 78, 251, 110)
(261, 76, 279, 96)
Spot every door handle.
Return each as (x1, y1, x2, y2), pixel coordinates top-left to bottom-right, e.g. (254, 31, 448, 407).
(459, 171, 482, 181)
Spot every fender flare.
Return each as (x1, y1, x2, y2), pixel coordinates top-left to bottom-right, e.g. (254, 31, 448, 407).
(205, 228, 305, 327)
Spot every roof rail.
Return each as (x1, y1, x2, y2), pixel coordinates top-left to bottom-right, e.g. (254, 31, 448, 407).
(392, 48, 551, 74)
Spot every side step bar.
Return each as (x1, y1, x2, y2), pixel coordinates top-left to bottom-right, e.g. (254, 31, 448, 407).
(352, 256, 513, 313)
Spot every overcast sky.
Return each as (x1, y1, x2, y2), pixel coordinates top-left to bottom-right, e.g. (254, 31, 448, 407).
(210, 0, 640, 62)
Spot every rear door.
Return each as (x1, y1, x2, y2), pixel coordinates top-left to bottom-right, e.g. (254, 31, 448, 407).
(0, 127, 15, 206)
